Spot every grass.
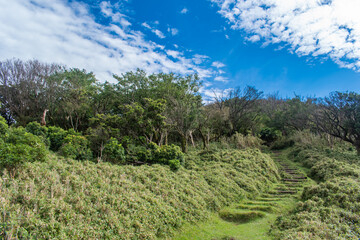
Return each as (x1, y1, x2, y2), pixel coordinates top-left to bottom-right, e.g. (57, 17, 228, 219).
(172, 198, 298, 240)
(0, 148, 279, 239)
(173, 148, 315, 240)
(271, 139, 360, 239)
(235, 204, 274, 213)
(218, 209, 266, 223)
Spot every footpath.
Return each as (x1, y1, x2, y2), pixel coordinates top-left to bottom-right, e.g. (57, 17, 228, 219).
(173, 151, 313, 240)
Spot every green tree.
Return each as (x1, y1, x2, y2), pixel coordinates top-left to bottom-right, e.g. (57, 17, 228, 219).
(46, 68, 99, 131)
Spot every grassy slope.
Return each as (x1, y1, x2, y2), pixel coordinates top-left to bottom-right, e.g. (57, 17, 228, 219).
(1, 148, 279, 239)
(173, 151, 315, 240)
(271, 141, 360, 239)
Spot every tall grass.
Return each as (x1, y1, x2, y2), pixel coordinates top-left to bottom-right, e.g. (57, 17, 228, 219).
(1, 148, 279, 239)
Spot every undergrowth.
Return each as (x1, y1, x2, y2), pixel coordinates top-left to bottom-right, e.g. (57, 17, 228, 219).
(0, 148, 278, 239)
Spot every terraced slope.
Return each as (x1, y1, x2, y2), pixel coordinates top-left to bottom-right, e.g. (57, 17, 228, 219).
(173, 151, 314, 240)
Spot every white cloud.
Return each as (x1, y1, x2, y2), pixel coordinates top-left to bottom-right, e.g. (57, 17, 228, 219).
(100, 1, 131, 28)
(0, 0, 213, 81)
(166, 50, 182, 58)
(153, 29, 166, 39)
(212, 0, 360, 71)
(168, 27, 179, 36)
(247, 35, 260, 42)
(142, 22, 166, 38)
(200, 87, 233, 102)
(181, 8, 189, 14)
(193, 54, 210, 64)
(214, 76, 229, 82)
(212, 61, 226, 68)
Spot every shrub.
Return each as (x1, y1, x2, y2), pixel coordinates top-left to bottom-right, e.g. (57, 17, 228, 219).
(270, 138, 295, 150)
(259, 127, 281, 144)
(0, 116, 8, 136)
(102, 138, 126, 164)
(25, 122, 47, 138)
(47, 126, 69, 152)
(59, 135, 92, 161)
(126, 143, 185, 170)
(0, 127, 47, 171)
(25, 122, 50, 146)
(152, 143, 184, 169)
(232, 132, 262, 149)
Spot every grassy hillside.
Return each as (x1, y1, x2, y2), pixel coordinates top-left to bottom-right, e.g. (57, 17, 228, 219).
(271, 135, 360, 239)
(0, 148, 279, 239)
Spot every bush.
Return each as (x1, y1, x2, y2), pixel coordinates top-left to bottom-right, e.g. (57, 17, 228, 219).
(0, 127, 47, 171)
(25, 122, 50, 146)
(126, 143, 185, 170)
(102, 138, 126, 164)
(270, 138, 295, 150)
(59, 135, 92, 161)
(0, 116, 8, 136)
(152, 143, 184, 170)
(25, 122, 48, 138)
(47, 126, 69, 152)
(259, 127, 281, 144)
(232, 132, 262, 149)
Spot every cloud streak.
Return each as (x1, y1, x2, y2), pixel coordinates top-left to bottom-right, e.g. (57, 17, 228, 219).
(211, 0, 360, 71)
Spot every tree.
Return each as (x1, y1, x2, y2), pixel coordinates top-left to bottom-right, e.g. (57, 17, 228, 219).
(121, 98, 167, 145)
(220, 86, 263, 135)
(262, 95, 314, 135)
(0, 59, 62, 125)
(113, 71, 203, 152)
(313, 91, 360, 155)
(47, 68, 99, 131)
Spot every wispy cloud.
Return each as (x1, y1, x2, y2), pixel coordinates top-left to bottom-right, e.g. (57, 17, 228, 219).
(200, 87, 233, 103)
(180, 8, 189, 14)
(193, 54, 210, 64)
(100, 1, 131, 28)
(214, 76, 228, 82)
(0, 0, 214, 81)
(212, 61, 226, 68)
(212, 0, 360, 71)
(142, 22, 166, 38)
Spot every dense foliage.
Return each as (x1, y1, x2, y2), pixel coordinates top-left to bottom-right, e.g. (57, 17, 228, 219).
(0, 118, 47, 172)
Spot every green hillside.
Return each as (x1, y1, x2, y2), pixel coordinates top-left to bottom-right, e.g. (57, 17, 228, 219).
(1, 149, 278, 239)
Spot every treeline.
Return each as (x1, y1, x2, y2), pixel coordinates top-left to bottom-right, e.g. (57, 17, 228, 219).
(1, 58, 360, 167)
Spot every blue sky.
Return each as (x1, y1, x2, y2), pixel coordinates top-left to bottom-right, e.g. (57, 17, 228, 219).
(1, 0, 360, 100)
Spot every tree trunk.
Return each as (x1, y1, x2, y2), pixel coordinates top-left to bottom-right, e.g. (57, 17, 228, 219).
(198, 129, 208, 149)
(356, 144, 360, 156)
(189, 130, 195, 148)
(181, 134, 187, 153)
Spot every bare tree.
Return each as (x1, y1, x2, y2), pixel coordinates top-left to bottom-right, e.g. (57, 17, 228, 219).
(222, 86, 263, 135)
(0, 59, 62, 125)
(313, 91, 360, 155)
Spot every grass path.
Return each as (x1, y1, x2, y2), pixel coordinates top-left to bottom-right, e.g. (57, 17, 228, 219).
(171, 151, 314, 240)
